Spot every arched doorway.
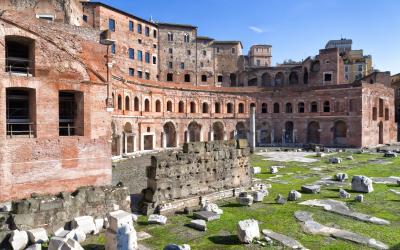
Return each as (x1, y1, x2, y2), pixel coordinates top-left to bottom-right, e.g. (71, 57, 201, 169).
(289, 72, 299, 84)
(213, 122, 224, 141)
(124, 122, 134, 154)
(275, 72, 284, 86)
(307, 121, 320, 144)
(236, 122, 247, 140)
(333, 121, 347, 145)
(259, 122, 271, 145)
(261, 73, 272, 87)
(378, 122, 384, 144)
(163, 122, 176, 148)
(284, 121, 294, 143)
(188, 121, 201, 142)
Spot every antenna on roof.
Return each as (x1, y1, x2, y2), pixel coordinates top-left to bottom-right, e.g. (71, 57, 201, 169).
(149, 15, 155, 23)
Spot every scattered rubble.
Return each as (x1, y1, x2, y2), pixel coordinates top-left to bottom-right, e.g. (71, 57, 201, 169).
(148, 214, 168, 225)
(270, 166, 279, 174)
(164, 244, 191, 250)
(352, 176, 374, 193)
(329, 157, 342, 164)
(9, 229, 28, 250)
(251, 167, 262, 174)
(237, 193, 254, 206)
(105, 210, 138, 250)
(334, 173, 348, 182)
(71, 216, 97, 235)
(201, 202, 223, 215)
(301, 185, 321, 194)
(193, 211, 220, 222)
(262, 229, 308, 249)
(355, 195, 364, 202)
(288, 190, 302, 201)
(27, 228, 48, 244)
(299, 199, 389, 225)
(339, 189, 351, 199)
(237, 219, 260, 244)
(295, 211, 388, 250)
(189, 220, 207, 231)
(275, 195, 287, 204)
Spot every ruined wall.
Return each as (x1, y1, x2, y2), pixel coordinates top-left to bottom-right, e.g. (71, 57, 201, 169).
(0, 11, 111, 202)
(196, 37, 215, 85)
(214, 42, 242, 87)
(141, 140, 251, 214)
(0, 0, 87, 26)
(0, 186, 130, 247)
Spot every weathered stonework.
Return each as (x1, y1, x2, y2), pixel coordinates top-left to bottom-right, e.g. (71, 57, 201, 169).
(141, 140, 252, 214)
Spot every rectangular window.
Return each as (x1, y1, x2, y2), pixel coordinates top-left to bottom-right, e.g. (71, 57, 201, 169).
(358, 64, 363, 72)
(129, 21, 134, 32)
(180, 62, 185, 69)
(187, 50, 191, 56)
(145, 27, 150, 36)
(153, 30, 157, 38)
(345, 65, 349, 72)
(83, 15, 88, 23)
(232, 47, 236, 54)
(138, 70, 143, 78)
(145, 72, 150, 80)
(138, 39, 142, 44)
(218, 75, 223, 82)
(169, 48, 173, 54)
(324, 73, 332, 82)
(168, 62, 173, 69)
(129, 48, 134, 59)
(6, 88, 36, 138)
(137, 50, 143, 61)
(111, 43, 116, 54)
(36, 14, 54, 21)
(145, 52, 150, 63)
(137, 24, 142, 34)
(109, 19, 116, 32)
(152, 56, 157, 64)
(59, 91, 84, 136)
(202, 75, 207, 82)
(129, 68, 134, 76)
(203, 50, 206, 56)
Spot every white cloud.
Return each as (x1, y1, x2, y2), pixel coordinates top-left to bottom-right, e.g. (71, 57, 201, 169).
(249, 26, 264, 33)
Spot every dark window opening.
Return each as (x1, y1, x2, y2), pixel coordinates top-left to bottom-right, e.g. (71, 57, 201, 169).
(5, 36, 35, 76)
(6, 88, 36, 138)
(190, 102, 196, 113)
(324, 73, 332, 82)
(215, 102, 221, 113)
(273, 103, 280, 113)
(117, 95, 122, 110)
(129, 21, 134, 31)
(125, 96, 130, 110)
(134, 97, 139, 111)
(184, 74, 191, 83)
(298, 102, 305, 113)
(311, 102, 318, 113)
(201, 75, 207, 82)
(167, 73, 173, 82)
(109, 19, 115, 32)
(137, 24, 142, 34)
(261, 103, 268, 113)
(144, 99, 150, 112)
(379, 98, 384, 117)
(385, 108, 389, 121)
(59, 91, 83, 136)
(323, 101, 330, 112)
(218, 75, 223, 83)
(286, 103, 293, 113)
(202, 103, 209, 113)
(145, 27, 150, 36)
(227, 103, 233, 114)
(167, 101, 173, 112)
(372, 107, 377, 121)
(83, 15, 88, 23)
(156, 100, 161, 112)
(178, 101, 185, 113)
(238, 103, 245, 113)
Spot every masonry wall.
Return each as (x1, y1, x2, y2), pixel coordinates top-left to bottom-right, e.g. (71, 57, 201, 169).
(0, 11, 111, 202)
(141, 140, 251, 214)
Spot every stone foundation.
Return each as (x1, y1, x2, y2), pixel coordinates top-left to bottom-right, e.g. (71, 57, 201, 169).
(141, 140, 252, 214)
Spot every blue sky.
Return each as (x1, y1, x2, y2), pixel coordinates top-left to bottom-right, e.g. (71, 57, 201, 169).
(97, 0, 400, 74)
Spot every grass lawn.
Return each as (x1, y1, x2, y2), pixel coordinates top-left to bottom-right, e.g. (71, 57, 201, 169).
(83, 152, 400, 250)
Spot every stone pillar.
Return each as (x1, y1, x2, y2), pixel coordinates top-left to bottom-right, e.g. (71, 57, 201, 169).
(185, 131, 189, 143)
(282, 129, 286, 145)
(250, 107, 256, 152)
(210, 131, 214, 141)
(234, 130, 238, 139)
(162, 132, 167, 148)
(124, 133, 128, 155)
(271, 129, 275, 144)
(293, 129, 296, 144)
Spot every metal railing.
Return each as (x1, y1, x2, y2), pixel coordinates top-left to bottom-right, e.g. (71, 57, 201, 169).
(59, 124, 83, 136)
(6, 122, 35, 138)
(4, 57, 34, 76)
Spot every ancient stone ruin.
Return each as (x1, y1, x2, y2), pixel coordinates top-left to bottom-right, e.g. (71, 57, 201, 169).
(141, 140, 252, 214)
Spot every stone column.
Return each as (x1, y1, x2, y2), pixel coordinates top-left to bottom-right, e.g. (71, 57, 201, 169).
(119, 135, 123, 157)
(210, 131, 214, 141)
(124, 133, 128, 155)
(185, 131, 189, 143)
(282, 129, 286, 145)
(162, 132, 167, 148)
(250, 107, 256, 152)
(271, 129, 275, 144)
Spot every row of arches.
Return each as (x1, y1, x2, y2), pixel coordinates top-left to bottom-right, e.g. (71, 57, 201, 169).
(254, 101, 340, 114)
(113, 94, 249, 114)
(249, 70, 309, 87)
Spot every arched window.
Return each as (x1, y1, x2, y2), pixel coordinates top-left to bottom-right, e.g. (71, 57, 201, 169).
(155, 100, 161, 112)
(184, 33, 190, 43)
(303, 68, 309, 84)
(275, 72, 284, 85)
(167, 73, 173, 82)
(323, 101, 330, 112)
(215, 102, 221, 113)
(238, 103, 244, 113)
(167, 101, 173, 112)
(250, 103, 256, 112)
(190, 101, 196, 113)
(311, 101, 318, 113)
(117, 95, 122, 110)
(202, 102, 209, 113)
(134, 97, 139, 111)
(144, 99, 150, 112)
(286, 103, 293, 113)
(178, 101, 184, 113)
(298, 102, 305, 113)
(227, 103, 233, 113)
(289, 72, 299, 84)
(167, 32, 173, 42)
(273, 103, 280, 113)
(125, 96, 130, 111)
(261, 103, 268, 113)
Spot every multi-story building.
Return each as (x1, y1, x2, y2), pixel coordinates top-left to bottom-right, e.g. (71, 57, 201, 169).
(0, 1, 397, 202)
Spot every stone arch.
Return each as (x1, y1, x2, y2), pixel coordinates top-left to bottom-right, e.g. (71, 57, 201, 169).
(134, 97, 139, 111)
(166, 100, 173, 112)
(188, 121, 202, 142)
(248, 77, 258, 86)
(163, 122, 177, 148)
(155, 100, 161, 112)
(261, 72, 272, 87)
(333, 120, 347, 145)
(275, 72, 284, 85)
(202, 102, 209, 113)
(259, 122, 271, 144)
(125, 96, 130, 111)
(284, 121, 294, 143)
(178, 101, 185, 113)
(144, 99, 150, 112)
(236, 122, 247, 139)
(213, 121, 224, 141)
(124, 122, 134, 153)
(190, 101, 196, 113)
(117, 95, 122, 110)
(289, 72, 299, 84)
(307, 121, 320, 144)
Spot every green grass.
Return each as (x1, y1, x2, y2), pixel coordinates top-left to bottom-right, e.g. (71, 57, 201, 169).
(83, 152, 400, 250)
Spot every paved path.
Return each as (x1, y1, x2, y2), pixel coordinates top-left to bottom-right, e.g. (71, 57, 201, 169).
(256, 151, 318, 163)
